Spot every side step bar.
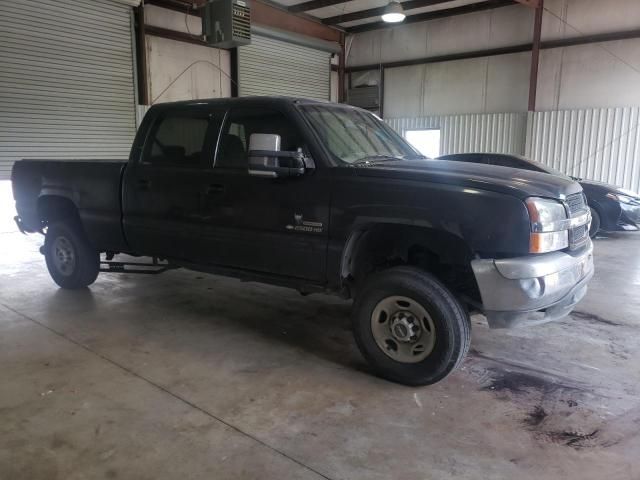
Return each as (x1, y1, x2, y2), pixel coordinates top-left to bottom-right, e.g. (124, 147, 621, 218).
(99, 258, 177, 275)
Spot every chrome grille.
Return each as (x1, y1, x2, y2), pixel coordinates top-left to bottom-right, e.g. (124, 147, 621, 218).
(569, 223, 588, 247)
(566, 193, 589, 250)
(566, 193, 587, 216)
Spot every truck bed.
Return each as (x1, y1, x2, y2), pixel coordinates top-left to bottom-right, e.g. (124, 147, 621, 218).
(12, 159, 129, 252)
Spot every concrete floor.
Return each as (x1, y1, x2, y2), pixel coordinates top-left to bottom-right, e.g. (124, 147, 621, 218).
(2, 181, 640, 480)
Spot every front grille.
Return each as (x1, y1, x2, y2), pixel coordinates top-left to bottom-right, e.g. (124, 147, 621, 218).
(569, 223, 588, 248)
(566, 193, 589, 249)
(566, 193, 587, 216)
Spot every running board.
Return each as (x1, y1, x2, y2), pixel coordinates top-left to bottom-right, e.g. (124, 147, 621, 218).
(99, 259, 176, 275)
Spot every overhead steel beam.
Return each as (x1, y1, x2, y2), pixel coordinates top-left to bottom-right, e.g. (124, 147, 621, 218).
(515, 0, 539, 7)
(252, 0, 341, 42)
(288, 0, 347, 13)
(346, 27, 640, 72)
(346, 0, 516, 33)
(144, 25, 210, 46)
(323, 0, 452, 26)
(347, 43, 530, 72)
(145, 0, 205, 14)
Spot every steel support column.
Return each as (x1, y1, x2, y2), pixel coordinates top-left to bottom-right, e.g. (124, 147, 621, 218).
(528, 0, 544, 111)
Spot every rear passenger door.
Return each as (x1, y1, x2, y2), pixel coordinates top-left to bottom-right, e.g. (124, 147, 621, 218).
(198, 106, 331, 282)
(123, 107, 223, 260)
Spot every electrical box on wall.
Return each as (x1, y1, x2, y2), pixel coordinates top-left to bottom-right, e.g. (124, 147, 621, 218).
(347, 86, 380, 111)
(202, 0, 251, 48)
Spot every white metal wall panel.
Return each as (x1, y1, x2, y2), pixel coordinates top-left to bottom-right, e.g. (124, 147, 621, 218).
(0, 0, 136, 180)
(526, 107, 640, 192)
(386, 113, 528, 156)
(238, 34, 330, 101)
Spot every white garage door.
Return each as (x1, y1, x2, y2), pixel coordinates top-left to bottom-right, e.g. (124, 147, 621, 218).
(238, 33, 331, 101)
(0, 0, 137, 180)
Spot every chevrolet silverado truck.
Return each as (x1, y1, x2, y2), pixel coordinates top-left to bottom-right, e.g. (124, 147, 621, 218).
(12, 97, 594, 386)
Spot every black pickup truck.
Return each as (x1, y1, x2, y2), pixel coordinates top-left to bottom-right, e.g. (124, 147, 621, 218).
(12, 97, 594, 386)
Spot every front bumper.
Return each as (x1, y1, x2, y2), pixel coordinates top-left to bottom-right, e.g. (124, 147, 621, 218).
(471, 240, 594, 328)
(619, 202, 640, 230)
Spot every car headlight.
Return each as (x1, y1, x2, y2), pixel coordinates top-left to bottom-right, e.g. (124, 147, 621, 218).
(606, 192, 635, 204)
(525, 197, 569, 253)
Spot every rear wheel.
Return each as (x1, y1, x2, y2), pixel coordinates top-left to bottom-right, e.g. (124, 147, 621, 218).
(44, 221, 99, 289)
(352, 266, 471, 386)
(589, 207, 601, 238)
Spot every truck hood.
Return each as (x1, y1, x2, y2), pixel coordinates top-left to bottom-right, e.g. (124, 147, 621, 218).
(353, 159, 583, 200)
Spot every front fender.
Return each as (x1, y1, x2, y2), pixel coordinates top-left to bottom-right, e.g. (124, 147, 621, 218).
(325, 177, 532, 291)
(332, 180, 531, 255)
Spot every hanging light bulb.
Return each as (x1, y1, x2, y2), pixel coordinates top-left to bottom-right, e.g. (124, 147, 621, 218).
(381, 1, 406, 23)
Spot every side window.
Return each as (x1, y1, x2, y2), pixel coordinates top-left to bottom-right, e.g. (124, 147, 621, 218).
(216, 108, 304, 169)
(145, 114, 210, 167)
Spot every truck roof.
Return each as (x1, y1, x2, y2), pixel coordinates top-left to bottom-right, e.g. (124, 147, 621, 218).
(148, 96, 332, 111)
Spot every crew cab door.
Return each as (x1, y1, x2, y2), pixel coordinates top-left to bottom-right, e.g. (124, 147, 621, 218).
(198, 106, 330, 282)
(122, 107, 222, 259)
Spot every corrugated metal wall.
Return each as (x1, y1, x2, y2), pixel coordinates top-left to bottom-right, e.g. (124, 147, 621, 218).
(388, 108, 640, 192)
(386, 113, 527, 156)
(0, 0, 137, 180)
(526, 107, 640, 192)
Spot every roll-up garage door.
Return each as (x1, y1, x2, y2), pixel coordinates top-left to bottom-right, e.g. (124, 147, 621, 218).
(238, 34, 331, 101)
(0, 0, 137, 180)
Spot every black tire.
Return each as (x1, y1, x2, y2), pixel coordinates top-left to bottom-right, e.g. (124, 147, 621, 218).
(352, 266, 471, 386)
(44, 221, 99, 289)
(589, 207, 601, 239)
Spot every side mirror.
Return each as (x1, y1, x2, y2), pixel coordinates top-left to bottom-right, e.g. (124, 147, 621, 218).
(248, 133, 306, 178)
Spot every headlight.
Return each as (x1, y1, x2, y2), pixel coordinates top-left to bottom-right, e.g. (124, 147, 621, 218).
(526, 197, 568, 232)
(525, 197, 569, 253)
(607, 192, 635, 204)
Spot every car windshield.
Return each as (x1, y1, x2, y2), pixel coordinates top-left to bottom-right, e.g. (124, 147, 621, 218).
(514, 155, 569, 178)
(300, 104, 424, 164)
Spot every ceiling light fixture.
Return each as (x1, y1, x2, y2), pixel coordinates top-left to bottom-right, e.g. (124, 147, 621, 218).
(381, 1, 406, 23)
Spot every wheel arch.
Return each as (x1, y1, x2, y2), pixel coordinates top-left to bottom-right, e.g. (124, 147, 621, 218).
(588, 198, 619, 231)
(37, 194, 81, 227)
(339, 222, 477, 298)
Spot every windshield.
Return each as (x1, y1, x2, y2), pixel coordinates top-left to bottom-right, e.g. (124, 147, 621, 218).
(517, 156, 570, 178)
(300, 104, 423, 164)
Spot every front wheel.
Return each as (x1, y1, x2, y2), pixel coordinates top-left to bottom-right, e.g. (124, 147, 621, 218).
(352, 266, 471, 386)
(44, 221, 100, 289)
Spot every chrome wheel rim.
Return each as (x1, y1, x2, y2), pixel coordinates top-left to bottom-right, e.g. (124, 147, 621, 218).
(370, 295, 436, 363)
(52, 236, 76, 276)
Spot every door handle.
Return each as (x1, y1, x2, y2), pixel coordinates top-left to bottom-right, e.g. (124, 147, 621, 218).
(206, 184, 225, 195)
(137, 179, 151, 190)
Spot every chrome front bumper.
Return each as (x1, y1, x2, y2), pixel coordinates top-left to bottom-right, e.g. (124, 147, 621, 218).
(471, 240, 594, 328)
(621, 202, 640, 227)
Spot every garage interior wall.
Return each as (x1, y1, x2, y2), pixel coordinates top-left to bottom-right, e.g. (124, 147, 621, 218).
(143, 5, 232, 108)
(0, 0, 137, 180)
(386, 113, 528, 156)
(354, 0, 640, 189)
(526, 107, 640, 192)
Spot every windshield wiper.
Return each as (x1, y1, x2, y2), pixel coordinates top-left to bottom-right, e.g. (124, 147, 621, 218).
(353, 155, 405, 165)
